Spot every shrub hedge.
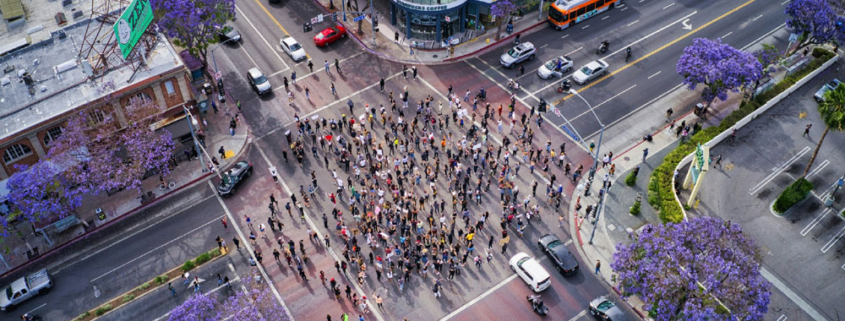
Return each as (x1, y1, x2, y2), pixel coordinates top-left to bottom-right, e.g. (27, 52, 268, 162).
(625, 171, 637, 186)
(773, 178, 814, 214)
(647, 51, 835, 223)
(630, 200, 641, 215)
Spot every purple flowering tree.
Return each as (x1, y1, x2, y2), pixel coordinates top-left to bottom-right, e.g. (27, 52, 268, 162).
(785, 0, 838, 54)
(611, 217, 771, 321)
(677, 38, 763, 110)
(2, 162, 84, 235)
(150, 0, 235, 70)
(491, 0, 516, 40)
(167, 293, 220, 321)
(48, 97, 175, 194)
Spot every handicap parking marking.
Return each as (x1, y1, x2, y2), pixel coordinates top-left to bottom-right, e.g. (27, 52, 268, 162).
(749, 146, 811, 195)
(806, 159, 830, 180)
(820, 225, 845, 253)
(801, 208, 832, 237)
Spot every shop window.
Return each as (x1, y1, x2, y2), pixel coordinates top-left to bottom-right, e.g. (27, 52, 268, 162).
(3, 143, 32, 164)
(43, 126, 63, 146)
(165, 80, 176, 96)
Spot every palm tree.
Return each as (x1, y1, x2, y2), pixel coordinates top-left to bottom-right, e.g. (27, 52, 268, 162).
(802, 83, 845, 180)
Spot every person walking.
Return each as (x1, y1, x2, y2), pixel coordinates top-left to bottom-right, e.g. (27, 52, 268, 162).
(803, 124, 812, 137)
(291, 71, 297, 84)
(402, 65, 408, 78)
(714, 154, 723, 169)
(642, 148, 649, 163)
(168, 282, 176, 297)
(306, 87, 311, 101)
(335, 58, 342, 74)
(308, 60, 314, 73)
(331, 82, 337, 96)
(232, 236, 240, 249)
(375, 294, 384, 309)
(380, 78, 385, 92)
(412, 66, 418, 80)
(325, 60, 331, 75)
(221, 217, 228, 230)
(595, 260, 601, 274)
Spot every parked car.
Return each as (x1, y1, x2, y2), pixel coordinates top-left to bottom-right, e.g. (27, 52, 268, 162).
(1, 269, 53, 311)
(218, 25, 241, 43)
(538, 234, 579, 275)
(509, 252, 551, 292)
(572, 59, 609, 85)
(246, 68, 272, 95)
(314, 25, 346, 47)
(500, 42, 536, 68)
(814, 78, 841, 102)
(217, 161, 253, 196)
(280, 37, 307, 62)
(589, 296, 629, 321)
(538, 56, 574, 79)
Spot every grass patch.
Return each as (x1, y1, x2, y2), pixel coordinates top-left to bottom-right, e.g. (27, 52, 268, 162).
(122, 294, 136, 303)
(195, 252, 212, 265)
(75, 311, 90, 321)
(155, 275, 169, 285)
(139, 282, 150, 290)
(629, 200, 641, 215)
(647, 52, 835, 223)
(95, 304, 113, 316)
(774, 178, 814, 214)
(181, 260, 196, 272)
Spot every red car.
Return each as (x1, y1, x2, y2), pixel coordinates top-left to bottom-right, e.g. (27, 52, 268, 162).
(314, 25, 346, 47)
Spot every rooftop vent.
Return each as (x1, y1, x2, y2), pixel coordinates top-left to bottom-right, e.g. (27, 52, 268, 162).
(54, 60, 78, 74)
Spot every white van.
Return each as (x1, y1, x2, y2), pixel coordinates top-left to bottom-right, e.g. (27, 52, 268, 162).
(509, 252, 551, 292)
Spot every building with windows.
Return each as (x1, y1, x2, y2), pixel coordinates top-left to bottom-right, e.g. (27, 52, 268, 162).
(0, 20, 196, 183)
(386, 0, 494, 44)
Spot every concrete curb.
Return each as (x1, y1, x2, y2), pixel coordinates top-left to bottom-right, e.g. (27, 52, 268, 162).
(442, 20, 549, 63)
(0, 127, 253, 280)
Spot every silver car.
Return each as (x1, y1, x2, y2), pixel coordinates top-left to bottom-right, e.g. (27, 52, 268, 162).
(572, 59, 609, 85)
(500, 42, 536, 68)
(538, 56, 573, 79)
(814, 79, 841, 102)
(589, 296, 629, 321)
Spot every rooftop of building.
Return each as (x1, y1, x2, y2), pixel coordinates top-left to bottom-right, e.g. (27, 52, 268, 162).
(0, 18, 185, 143)
(0, 0, 103, 48)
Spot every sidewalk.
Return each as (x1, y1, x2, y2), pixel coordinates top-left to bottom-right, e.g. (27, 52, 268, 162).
(0, 81, 251, 279)
(308, 0, 549, 64)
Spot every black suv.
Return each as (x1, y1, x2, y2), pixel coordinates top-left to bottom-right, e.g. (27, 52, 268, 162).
(538, 233, 579, 275)
(217, 161, 252, 196)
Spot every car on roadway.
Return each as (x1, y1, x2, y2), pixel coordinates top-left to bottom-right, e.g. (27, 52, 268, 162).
(509, 252, 551, 292)
(218, 25, 241, 43)
(573, 59, 609, 85)
(500, 42, 536, 68)
(538, 56, 574, 79)
(589, 296, 630, 321)
(246, 68, 272, 95)
(280, 37, 307, 62)
(217, 161, 253, 196)
(538, 234, 579, 275)
(314, 25, 346, 47)
(814, 78, 841, 102)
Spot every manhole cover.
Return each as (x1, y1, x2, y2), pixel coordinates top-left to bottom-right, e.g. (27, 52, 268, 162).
(623, 156, 630, 161)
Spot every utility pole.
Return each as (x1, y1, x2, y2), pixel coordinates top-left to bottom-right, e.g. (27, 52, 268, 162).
(371, 0, 376, 47)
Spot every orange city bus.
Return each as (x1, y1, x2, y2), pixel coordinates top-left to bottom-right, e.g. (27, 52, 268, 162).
(548, 0, 624, 30)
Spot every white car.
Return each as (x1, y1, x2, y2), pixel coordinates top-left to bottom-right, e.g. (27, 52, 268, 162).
(280, 37, 307, 62)
(509, 252, 551, 292)
(500, 42, 536, 68)
(538, 56, 574, 79)
(572, 59, 609, 85)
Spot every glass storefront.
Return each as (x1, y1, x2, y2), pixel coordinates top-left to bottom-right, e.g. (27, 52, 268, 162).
(390, 0, 490, 43)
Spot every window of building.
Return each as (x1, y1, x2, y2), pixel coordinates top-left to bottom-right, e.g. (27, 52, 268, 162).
(164, 80, 176, 96)
(135, 92, 153, 102)
(88, 109, 107, 124)
(43, 126, 63, 146)
(3, 143, 32, 164)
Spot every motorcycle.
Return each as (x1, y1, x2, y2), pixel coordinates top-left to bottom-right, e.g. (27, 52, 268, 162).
(527, 295, 549, 316)
(21, 313, 41, 321)
(596, 40, 609, 54)
(557, 79, 571, 93)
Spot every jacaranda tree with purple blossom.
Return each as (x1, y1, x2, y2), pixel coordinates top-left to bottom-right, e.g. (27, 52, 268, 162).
(2, 162, 84, 236)
(150, 0, 235, 70)
(611, 217, 771, 321)
(48, 97, 175, 194)
(785, 0, 839, 54)
(677, 38, 763, 111)
(749, 43, 782, 100)
(491, 0, 516, 40)
(167, 292, 219, 321)
(168, 272, 290, 321)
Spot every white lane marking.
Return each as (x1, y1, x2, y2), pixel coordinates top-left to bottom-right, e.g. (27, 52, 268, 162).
(561, 34, 569, 39)
(582, 82, 684, 140)
(648, 71, 662, 79)
(210, 181, 296, 321)
(235, 5, 290, 70)
(760, 267, 827, 321)
(238, 45, 262, 72)
(540, 44, 549, 49)
(271, 50, 366, 84)
(801, 208, 831, 236)
(568, 310, 588, 321)
(582, 24, 590, 30)
(605, 11, 698, 60)
(291, 70, 404, 123)
(752, 14, 764, 21)
(721, 31, 733, 39)
(53, 194, 214, 274)
(639, 0, 645, 2)
(842, 261, 845, 271)
(781, 0, 789, 4)
(602, 16, 610, 20)
(571, 85, 637, 122)
(748, 146, 811, 195)
(25, 303, 45, 316)
(91, 215, 222, 282)
(253, 143, 386, 321)
(621, 7, 628, 11)
(806, 159, 829, 179)
(627, 20, 640, 27)
(228, 263, 236, 272)
(153, 276, 242, 321)
(663, 3, 675, 9)
(566, 47, 584, 57)
(776, 315, 787, 321)
(564, 239, 573, 246)
(821, 225, 845, 253)
(741, 23, 785, 51)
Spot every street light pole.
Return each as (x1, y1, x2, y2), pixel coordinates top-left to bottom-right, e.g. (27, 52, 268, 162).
(371, 0, 376, 47)
(568, 90, 605, 197)
(183, 107, 210, 177)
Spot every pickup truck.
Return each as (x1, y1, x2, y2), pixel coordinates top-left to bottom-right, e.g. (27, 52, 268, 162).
(1, 269, 53, 311)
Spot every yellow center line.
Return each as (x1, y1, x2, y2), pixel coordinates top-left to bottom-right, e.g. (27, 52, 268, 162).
(553, 0, 757, 106)
(250, 0, 312, 60)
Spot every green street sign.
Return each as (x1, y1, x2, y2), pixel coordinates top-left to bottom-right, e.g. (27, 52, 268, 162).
(114, 0, 154, 59)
